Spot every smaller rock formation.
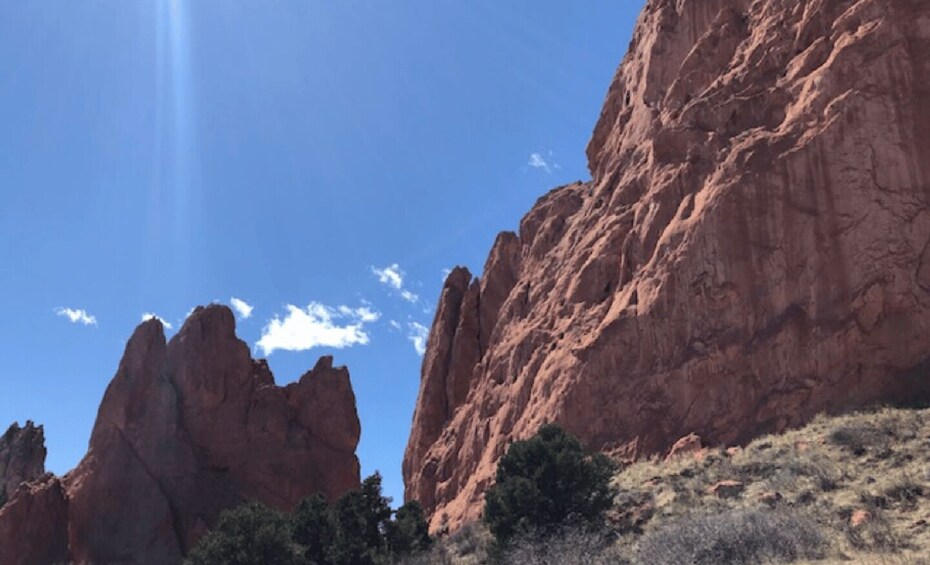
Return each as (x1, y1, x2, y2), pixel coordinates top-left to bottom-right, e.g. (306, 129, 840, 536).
(0, 421, 46, 507)
(706, 480, 744, 499)
(0, 474, 69, 565)
(0, 305, 363, 564)
(665, 434, 703, 462)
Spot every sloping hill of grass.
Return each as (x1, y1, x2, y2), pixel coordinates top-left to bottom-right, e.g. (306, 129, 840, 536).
(612, 406, 930, 564)
(410, 406, 930, 564)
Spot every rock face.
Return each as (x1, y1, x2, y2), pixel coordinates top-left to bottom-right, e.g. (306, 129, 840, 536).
(0, 475, 70, 565)
(0, 305, 361, 564)
(0, 422, 46, 507)
(405, 0, 930, 529)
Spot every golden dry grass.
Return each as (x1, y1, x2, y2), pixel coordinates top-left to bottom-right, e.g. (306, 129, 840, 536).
(406, 406, 930, 564)
(611, 406, 930, 563)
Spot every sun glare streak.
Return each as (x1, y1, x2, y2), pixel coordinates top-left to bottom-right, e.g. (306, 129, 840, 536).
(166, 0, 195, 239)
(148, 0, 198, 290)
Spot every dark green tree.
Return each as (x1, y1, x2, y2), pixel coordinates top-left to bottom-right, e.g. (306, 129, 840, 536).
(185, 502, 298, 565)
(291, 494, 334, 565)
(327, 472, 393, 565)
(386, 501, 433, 556)
(186, 473, 431, 564)
(483, 424, 616, 544)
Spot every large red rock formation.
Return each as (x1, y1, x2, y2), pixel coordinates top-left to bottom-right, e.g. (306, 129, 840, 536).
(405, 0, 930, 529)
(0, 305, 361, 564)
(0, 422, 46, 507)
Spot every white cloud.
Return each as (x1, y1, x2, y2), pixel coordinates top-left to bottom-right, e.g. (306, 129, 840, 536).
(256, 303, 380, 356)
(528, 152, 551, 173)
(372, 264, 404, 290)
(372, 263, 423, 305)
(389, 320, 402, 330)
(407, 322, 430, 356)
(230, 297, 254, 319)
(528, 150, 561, 173)
(142, 313, 173, 330)
(55, 307, 97, 326)
(441, 268, 452, 281)
(337, 305, 381, 323)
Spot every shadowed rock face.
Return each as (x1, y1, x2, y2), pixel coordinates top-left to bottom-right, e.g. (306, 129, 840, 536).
(0, 305, 361, 564)
(0, 422, 46, 508)
(0, 474, 69, 565)
(405, 0, 930, 529)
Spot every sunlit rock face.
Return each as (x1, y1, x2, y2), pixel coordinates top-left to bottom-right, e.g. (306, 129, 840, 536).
(0, 305, 361, 564)
(405, 0, 930, 530)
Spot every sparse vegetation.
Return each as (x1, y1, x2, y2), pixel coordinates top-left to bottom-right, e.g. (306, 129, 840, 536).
(633, 508, 826, 564)
(396, 521, 492, 565)
(421, 406, 930, 564)
(501, 526, 623, 565)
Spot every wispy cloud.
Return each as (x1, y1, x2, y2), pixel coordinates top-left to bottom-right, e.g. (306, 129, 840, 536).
(337, 305, 380, 323)
(372, 264, 404, 290)
(256, 303, 380, 356)
(441, 268, 452, 281)
(528, 152, 551, 172)
(142, 313, 173, 330)
(389, 320, 402, 331)
(528, 150, 561, 173)
(372, 263, 420, 303)
(230, 297, 254, 319)
(407, 322, 430, 356)
(55, 307, 97, 326)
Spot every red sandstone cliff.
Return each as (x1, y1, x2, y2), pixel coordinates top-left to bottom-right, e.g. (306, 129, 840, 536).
(405, 0, 930, 529)
(0, 305, 361, 564)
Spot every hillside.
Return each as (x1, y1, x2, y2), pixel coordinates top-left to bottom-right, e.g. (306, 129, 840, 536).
(414, 405, 930, 564)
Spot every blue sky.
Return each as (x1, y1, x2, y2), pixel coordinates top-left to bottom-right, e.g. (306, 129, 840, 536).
(0, 1, 644, 505)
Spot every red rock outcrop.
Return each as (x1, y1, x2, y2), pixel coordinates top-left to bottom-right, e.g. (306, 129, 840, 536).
(405, 0, 930, 529)
(0, 475, 70, 565)
(0, 305, 361, 564)
(0, 422, 46, 507)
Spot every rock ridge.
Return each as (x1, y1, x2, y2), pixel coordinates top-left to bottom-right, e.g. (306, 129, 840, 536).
(405, 0, 930, 530)
(0, 304, 361, 564)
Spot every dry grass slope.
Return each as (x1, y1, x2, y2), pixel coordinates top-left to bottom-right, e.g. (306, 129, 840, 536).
(409, 406, 930, 564)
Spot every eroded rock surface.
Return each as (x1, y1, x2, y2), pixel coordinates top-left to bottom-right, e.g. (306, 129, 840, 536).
(405, 0, 930, 529)
(0, 422, 45, 508)
(0, 305, 361, 564)
(0, 475, 69, 565)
